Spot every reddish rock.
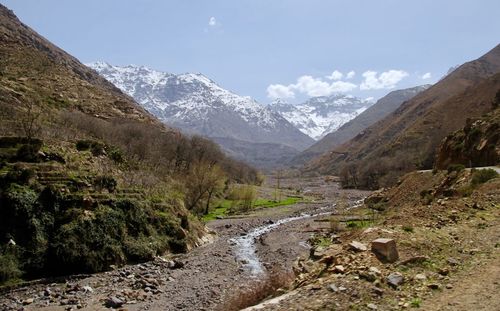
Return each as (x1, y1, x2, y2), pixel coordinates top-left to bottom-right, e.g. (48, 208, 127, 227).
(371, 238, 399, 263)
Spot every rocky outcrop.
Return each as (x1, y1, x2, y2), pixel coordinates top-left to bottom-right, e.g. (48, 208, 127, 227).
(435, 102, 500, 169)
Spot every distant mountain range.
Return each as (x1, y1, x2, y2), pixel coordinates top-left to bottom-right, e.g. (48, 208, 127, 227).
(89, 62, 317, 168)
(291, 85, 430, 165)
(90, 62, 380, 168)
(269, 95, 371, 140)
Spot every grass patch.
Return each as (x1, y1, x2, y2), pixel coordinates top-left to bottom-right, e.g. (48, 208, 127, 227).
(410, 297, 422, 308)
(202, 197, 301, 222)
(345, 219, 373, 229)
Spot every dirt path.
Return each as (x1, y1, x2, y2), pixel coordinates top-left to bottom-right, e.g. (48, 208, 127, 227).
(0, 177, 370, 311)
(423, 251, 500, 311)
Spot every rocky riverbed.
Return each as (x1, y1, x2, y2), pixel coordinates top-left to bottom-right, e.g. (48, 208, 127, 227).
(0, 177, 369, 311)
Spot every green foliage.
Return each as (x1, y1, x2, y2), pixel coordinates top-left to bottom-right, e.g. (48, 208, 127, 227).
(75, 139, 92, 151)
(403, 225, 414, 233)
(94, 175, 117, 193)
(0, 252, 22, 282)
(471, 169, 498, 186)
(410, 297, 422, 308)
(447, 164, 465, 173)
(228, 185, 256, 213)
(109, 147, 125, 164)
(15, 143, 42, 162)
(345, 219, 373, 229)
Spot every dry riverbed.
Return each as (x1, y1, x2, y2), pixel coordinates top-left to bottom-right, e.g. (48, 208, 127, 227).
(0, 177, 370, 311)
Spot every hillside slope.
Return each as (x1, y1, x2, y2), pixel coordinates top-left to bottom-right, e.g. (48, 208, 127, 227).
(307, 44, 500, 188)
(292, 85, 429, 165)
(0, 3, 258, 284)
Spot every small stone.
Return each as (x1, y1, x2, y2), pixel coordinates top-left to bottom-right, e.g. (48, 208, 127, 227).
(438, 268, 450, 276)
(386, 272, 404, 288)
(349, 241, 367, 252)
(82, 286, 93, 293)
(428, 283, 441, 290)
(371, 238, 399, 263)
(415, 273, 427, 281)
(328, 284, 339, 292)
(23, 298, 34, 305)
(367, 303, 378, 310)
(446, 284, 453, 289)
(369, 267, 381, 275)
(338, 286, 347, 291)
(105, 296, 124, 308)
(372, 287, 384, 296)
(334, 265, 345, 273)
(447, 257, 460, 266)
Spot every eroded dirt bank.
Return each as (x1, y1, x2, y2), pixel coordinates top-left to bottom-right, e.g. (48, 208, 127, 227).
(0, 177, 369, 311)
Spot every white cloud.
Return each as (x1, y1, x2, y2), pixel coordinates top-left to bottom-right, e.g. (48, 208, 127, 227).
(208, 17, 217, 27)
(267, 75, 357, 99)
(326, 70, 343, 80)
(267, 84, 295, 99)
(360, 70, 408, 90)
(293, 75, 333, 97)
(421, 72, 432, 80)
(365, 96, 375, 102)
(346, 71, 355, 79)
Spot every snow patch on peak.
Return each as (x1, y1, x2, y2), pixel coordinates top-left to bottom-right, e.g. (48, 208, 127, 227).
(270, 94, 373, 140)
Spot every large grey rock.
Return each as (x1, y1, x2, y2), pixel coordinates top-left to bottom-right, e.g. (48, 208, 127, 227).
(371, 238, 399, 263)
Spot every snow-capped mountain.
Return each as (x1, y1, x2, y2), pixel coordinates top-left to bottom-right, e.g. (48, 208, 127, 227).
(88, 62, 314, 168)
(269, 95, 372, 140)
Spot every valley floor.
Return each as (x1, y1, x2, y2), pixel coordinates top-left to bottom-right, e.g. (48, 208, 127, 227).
(1, 172, 499, 311)
(0, 177, 369, 311)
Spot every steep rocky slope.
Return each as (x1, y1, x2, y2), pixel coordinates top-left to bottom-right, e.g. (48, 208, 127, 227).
(292, 85, 430, 165)
(308, 44, 500, 188)
(435, 95, 500, 169)
(88, 62, 314, 168)
(269, 95, 371, 140)
(0, 3, 258, 285)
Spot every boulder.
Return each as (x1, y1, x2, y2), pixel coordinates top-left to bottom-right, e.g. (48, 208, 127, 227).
(371, 238, 399, 263)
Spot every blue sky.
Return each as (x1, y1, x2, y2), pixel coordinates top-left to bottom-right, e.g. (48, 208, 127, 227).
(2, 0, 499, 104)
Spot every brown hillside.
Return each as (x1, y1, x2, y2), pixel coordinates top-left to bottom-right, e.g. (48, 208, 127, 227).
(307, 44, 500, 189)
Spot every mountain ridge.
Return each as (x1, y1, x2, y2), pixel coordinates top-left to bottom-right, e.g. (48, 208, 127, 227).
(291, 85, 430, 165)
(307, 43, 500, 188)
(269, 94, 371, 140)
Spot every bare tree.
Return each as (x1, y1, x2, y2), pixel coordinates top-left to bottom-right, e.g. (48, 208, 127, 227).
(19, 98, 42, 142)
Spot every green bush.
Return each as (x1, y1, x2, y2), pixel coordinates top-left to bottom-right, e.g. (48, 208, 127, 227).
(94, 175, 117, 193)
(15, 143, 41, 162)
(109, 147, 125, 163)
(447, 164, 465, 173)
(0, 252, 22, 282)
(75, 140, 92, 151)
(75, 140, 107, 156)
(471, 169, 499, 186)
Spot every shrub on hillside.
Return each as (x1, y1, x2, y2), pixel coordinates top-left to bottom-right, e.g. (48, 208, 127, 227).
(471, 169, 499, 186)
(447, 163, 465, 173)
(0, 252, 22, 282)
